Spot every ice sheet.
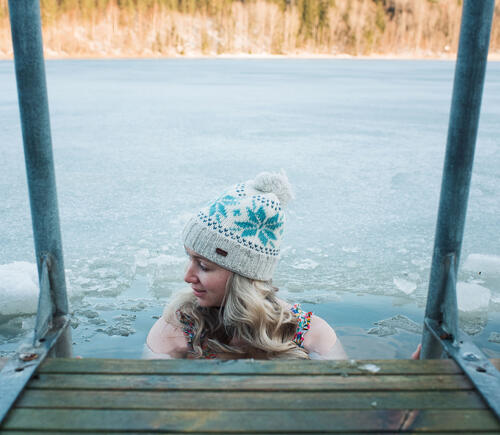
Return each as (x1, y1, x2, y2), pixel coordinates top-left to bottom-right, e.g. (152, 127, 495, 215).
(393, 277, 417, 295)
(1, 59, 499, 357)
(0, 262, 39, 316)
(463, 254, 500, 277)
(457, 282, 491, 313)
(367, 314, 422, 337)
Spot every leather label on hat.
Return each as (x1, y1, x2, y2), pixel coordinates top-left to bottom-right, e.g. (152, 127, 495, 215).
(216, 248, 228, 257)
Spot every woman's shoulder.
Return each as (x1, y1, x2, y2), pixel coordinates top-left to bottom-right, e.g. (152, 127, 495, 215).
(146, 314, 189, 358)
(295, 308, 348, 360)
(303, 314, 336, 351)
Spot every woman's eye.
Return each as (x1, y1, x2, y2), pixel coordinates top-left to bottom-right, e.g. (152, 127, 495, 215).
(199, 262, 209, 272)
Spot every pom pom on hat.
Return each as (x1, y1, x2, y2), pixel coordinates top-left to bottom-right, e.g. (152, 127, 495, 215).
(252, 170, 294, 207)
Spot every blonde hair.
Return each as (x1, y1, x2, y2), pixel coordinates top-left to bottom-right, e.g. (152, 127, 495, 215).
(165, 274, 310, 359)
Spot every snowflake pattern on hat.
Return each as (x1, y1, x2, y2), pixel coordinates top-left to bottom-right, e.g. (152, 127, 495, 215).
(209, 194, 239, 223)
(233, 200, 283, 249)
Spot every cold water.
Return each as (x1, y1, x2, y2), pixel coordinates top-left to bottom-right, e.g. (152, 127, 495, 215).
(1, 59, 499, 359)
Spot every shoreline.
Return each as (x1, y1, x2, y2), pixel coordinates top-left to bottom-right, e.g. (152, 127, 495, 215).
(2, 52, 500, 61)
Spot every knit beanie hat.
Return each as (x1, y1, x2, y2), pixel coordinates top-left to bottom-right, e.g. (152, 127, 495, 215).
(183, 171, 293, 281)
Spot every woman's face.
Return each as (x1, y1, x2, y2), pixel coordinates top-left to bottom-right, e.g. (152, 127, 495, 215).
(184, 247, 232, 307)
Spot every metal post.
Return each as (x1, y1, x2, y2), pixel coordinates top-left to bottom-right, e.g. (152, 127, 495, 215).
(421, 0, 495, 359)
(0, 0, 73, 423)
(419, 1, 500, 420)
(8, 0, 71, 356)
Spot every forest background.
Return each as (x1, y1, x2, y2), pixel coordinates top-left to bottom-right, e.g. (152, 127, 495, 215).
(0, 0, 499, 59)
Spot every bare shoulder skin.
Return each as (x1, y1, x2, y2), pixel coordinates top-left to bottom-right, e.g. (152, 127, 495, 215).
(145, 300, 347, 360)
(303, 315, 348, 360)
(146, 315, 189, 359)
(276, 298, 347, 359)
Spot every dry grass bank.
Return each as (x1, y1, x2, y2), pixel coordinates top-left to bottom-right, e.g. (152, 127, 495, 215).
(0, 0, 499, 59)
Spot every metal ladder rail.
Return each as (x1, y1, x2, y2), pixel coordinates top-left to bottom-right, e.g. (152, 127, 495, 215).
(421, 0, 500, 421)
(0, 0, 72, 424)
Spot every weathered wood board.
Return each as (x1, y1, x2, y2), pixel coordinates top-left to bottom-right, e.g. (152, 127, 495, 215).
(1, 358, 499, 433)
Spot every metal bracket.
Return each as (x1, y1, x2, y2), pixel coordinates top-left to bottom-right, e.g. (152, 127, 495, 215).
(0, 314, 70, 425)
(34, 254, 55, 342)
(440, 254, 458, 342)
(0, 258, 71, 425)
(425, 318, 500, 421)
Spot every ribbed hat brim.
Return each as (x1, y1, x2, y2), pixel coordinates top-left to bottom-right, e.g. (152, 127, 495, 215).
(183, 217, 278, 281)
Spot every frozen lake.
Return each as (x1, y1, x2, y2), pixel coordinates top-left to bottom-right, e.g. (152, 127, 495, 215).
(1, 59, 499, 359)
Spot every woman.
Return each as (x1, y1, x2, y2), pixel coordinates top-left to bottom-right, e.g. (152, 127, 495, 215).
(145, 171, 347, 360)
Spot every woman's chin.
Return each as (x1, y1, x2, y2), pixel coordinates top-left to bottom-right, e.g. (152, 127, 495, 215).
(195, 296, 211, 307)
(195, 298, 222, 308)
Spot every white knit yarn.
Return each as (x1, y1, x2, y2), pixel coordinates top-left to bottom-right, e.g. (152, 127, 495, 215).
(252, 170, 294, 207)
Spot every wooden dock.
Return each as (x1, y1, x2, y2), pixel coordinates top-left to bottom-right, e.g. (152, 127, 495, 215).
(1, 358, 499, 433)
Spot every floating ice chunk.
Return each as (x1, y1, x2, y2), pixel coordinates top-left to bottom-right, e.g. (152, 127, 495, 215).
(368, 314, 422, 337)
(79, 309, 99, 319)
(98, 325, 136, 337)
(94, 303, 118, 311)
(461, 316, 487, 336)
(393, 277, 417, 295)
(0, 262, 39, 316)
(88, 318, 106, 325)
(457, 282, 491, 312)
(122, 300, 148, 312)
(368, 325, 397, 337)
(488, 332, 500, 344)
(292, 259, 319, 270)
(463, 254, 500, 276)
(113, 313, 136, 322)
(96, 313, 137, 336)
(360, 364, 380, 373)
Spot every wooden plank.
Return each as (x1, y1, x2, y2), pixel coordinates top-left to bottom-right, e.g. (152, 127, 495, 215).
(3, 409, 499, 432)
(16, 389, 485, 410)
(39, 357, 495, 375)
(27, 373, 473, 391)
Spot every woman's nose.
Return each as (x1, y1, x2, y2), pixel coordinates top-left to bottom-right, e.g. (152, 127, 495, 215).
(184, 261, 198, 284)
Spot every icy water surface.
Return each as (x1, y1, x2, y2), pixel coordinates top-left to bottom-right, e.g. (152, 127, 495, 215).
(1, 59, 499, 359)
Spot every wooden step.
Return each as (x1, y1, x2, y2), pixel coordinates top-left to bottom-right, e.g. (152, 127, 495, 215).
(1, 358, 499, 433)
